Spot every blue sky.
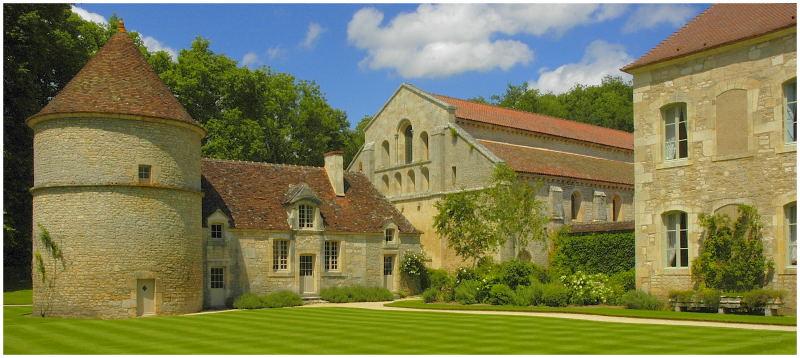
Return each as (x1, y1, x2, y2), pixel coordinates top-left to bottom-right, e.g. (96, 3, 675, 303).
(74, 3, 708, 128)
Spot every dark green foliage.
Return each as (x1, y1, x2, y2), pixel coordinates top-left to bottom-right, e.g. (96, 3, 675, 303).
(540, 282, 570, 307)
(487, 284, 515, 305)
(455, 267, 480, 284)
(233, 293, 265, 309)
(552, 231, 634, 276)
(513, 284, 543, 306)
(609, 269, 636, 292)
(620, 290, 664, 310)
(233, 291, 302, 309)
(427, 269, 454, 291)
(498, 260, 534, 289)
(454, 280, 481, 305)
(691, 205, 773, 291)
(319, 286, 394, 303)
(669, 288, 721, 311)
(740, 289, 785, 311)
(421, 287, 438, 303)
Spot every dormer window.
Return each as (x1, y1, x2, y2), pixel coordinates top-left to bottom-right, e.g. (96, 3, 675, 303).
(210, 224, 223, 240)
(138, 164, 151, 184)
(299, 204, 314, 229)
(385, 228, 396, 243)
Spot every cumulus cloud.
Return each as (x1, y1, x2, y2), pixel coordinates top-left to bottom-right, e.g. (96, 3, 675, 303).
(241, 52, 259, 67)
(267, 46, 286, 60)
(528, 40, 632, 94)
(71, 5, 107, 24)
(623, 4, 698, 33)
(142, 36, 178, 60)
(301, 22, 325, 49)
(347, 4, 627, 78)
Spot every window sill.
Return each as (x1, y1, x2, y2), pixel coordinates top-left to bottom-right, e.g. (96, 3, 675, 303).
(776, 143, 796, 154)
(207, 239, 225, 246)
(655, 159, 690, 170)
(711, 152, 753, 162)
(662, 267, 690, 276)
(268, 271, 293, 278)
(322, 271, 346, 278)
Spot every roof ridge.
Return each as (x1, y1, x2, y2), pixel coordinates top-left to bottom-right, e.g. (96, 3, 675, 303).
(201, 157, 324, 170)
(476, 139, 630, 163)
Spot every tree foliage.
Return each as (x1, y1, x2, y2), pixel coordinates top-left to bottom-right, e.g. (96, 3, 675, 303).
(486, 76, 633, 132)
(551, 231, 635, 276)
(691, 205, 774, 292)
(433, 164, 549, 265)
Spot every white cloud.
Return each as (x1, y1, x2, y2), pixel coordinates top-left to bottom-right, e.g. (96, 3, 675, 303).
(71, 5, 107, 24)
(301, 22, 325, 49)
(267, 46, 286, 60)
(623, 4, 698, 33)
(347, 4, 627, 78)
(142, 36, 178, 60)
(241, 52, 259, 67)
(528, 40, 632, 94)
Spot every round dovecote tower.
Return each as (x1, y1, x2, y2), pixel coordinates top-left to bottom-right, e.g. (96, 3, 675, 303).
(27, 22, 205, 318)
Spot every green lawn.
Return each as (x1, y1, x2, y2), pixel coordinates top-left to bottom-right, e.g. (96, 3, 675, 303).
(386, 300, 797, 326)
(3, 289, 31, 305)
(4, 305, 796, 354)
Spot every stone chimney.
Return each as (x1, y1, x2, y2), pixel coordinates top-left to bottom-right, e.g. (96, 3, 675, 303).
(324, 150, 345, 196)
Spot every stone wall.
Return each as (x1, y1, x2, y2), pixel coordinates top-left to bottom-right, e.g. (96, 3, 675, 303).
(631, 29, 797, 310)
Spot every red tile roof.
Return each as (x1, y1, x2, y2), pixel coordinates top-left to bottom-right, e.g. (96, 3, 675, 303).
(28, 32, 197, 126)
(433, 95, 633, 150)
(478, 140, 633, 185)
(622, 3, 797, 72)
(201, 159, 418, 233)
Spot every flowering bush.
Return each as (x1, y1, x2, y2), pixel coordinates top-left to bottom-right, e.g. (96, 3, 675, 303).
(400, 251, 428, 293)
(560, 271, 615, 305)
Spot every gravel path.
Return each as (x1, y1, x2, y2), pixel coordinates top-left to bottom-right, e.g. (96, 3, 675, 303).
(298, 300, 797, 332)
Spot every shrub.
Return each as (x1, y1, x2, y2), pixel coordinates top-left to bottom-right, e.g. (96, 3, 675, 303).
(561, 271, 614, 305)
(529, 264, 550, 284)
(262, 290, 303, 308)
(620, 290, 664, 310)
(428, 269, 454, 291)
(422, 287, 439, 303)
(512, 285, 542, 306)
(540, 282, 570, 307)
(400, 251, 429, 294)
(669, 288, 721, 310)
(454, 280, 481, 304)
(691, 205, 773, 291)
(455, 267, 480, 284)
(436, 286, 455, 303)
(552, 231, 634, 276)
(498, 260, 534, 289)
(740, 289, 784, 311)
(233, 293, 264, 309)
(487, 284, 515, 305)
(320, 286, 393, 303)
(609, 269, 636, 292)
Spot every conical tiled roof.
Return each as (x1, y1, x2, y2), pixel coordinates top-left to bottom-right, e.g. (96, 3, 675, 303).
(28, 28, 197, 126)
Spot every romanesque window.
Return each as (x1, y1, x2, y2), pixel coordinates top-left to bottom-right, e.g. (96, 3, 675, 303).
(451, 166, 457, 187)
(382, 175, 390, 193)
(665, 211, 689, 268)
(394, 173, 402, 195)
(403, 124, 413, 164)
(420, 131, 429, 160)
(210, 267, 224, 289)
(273, 240, 289, 271)
(138, 164, 151, 184)
(571, 191, 582, 222)
(325, 241, 339, 271)
(715, 89, 748, 156)
(407, 170, 415, 194)
(382, 140, 391, 167)
(663, 103, 688, 160)
(210, 224, 223, 240)
(385, 228, 396, 243)
(786, 202, 797, 266)
(298, 204, 314, 229)
(612, 195, 622, 222)
(420, 167, 430, 192)
(784, 79, 797, 143)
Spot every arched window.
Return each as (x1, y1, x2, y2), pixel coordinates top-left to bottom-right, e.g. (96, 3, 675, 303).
(571, 191, 582, 222)
(420, 167, 430, 192)
(784, 79, 797, 143)
(381, 175, 390, 193)
(612, 195, 622, 222)
(402, 124, 413, 164)
(406, 170, 415, 194)
(394, 172, 402, 195)
(664, 211, 689, 268)
(662, 103, 688, 160)
(786, 202, 797, 266)
(357, 161, 363, 172)
(381, 141, 390, 167)
(420, 131, 429, 160)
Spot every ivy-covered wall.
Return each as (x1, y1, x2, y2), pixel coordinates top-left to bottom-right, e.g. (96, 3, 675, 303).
(552, 231, 634, 275)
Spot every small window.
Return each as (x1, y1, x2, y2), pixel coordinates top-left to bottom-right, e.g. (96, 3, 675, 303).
(273, 240, 289, 271)
(612, 195, 622, 222)
(325, 241, 339, 271)
(298, 205, 314, 229)
(211, 224, 223, 240)
(385, 228, 396, 243)
(451, 166, 457, 186)
(138, 164, 152, 184)
(784, 79, 797, 143)
(403, 125, 413, 164)
(665, 211, 689, 268)
(571, 191, 582, 222)
(663, 104, 688, 160)
(787, 202, 797, 266)
(210, 267, 224, 289)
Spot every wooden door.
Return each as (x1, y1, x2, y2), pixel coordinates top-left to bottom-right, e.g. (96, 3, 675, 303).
(137, 279, 155, 316)
(299, 255, 314, 294)
(209, 267, 226, 308)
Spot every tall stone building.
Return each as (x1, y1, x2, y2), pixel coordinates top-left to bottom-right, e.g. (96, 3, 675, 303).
(348, 84, 635, 270)
(29, 24, 420, 318)
(622, 3, 797, 310)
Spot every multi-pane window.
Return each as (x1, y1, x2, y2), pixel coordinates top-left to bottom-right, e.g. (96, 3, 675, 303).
(138, 164, 152, 183)
(325, 241, 339, 271)
(210, 267, 224, 289)
(273, 240, 289, 271)
(298, 205, 314, 229)
(385, 228, 395, 243)
(663, 104, 688, 160)
(787, 202, 797, 266)
(211, 224, 223, 240)
(383, 256, 394, 276)
(665, 211, 689, 268)
(784, 80, 797, 143)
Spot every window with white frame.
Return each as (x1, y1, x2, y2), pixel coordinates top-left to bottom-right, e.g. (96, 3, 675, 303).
(210, 267, 224, 289)
(786, 202, 797, 266)
(385, 228, 396, 243)
(325, 241, 339, 271)
(138, 164, 152, 184)
(273, 240, 289, 271)
(784, 79, 797, 143)
(298, 204, 314, 229)
(665, 211, 689, 268)
(210, 224, 223, 240)
(663, 103, 688, 160)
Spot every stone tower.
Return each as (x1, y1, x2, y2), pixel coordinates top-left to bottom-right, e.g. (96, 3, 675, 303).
(27, 22, 205, 318)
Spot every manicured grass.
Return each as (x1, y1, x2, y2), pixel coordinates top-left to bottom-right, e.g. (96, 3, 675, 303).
(386, 300, 798, 326)
(4, 306, 796, 354)
(3, 289, 31, 305)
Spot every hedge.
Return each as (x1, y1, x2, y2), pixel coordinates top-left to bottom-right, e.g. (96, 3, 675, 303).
(552, 231, 634, 276)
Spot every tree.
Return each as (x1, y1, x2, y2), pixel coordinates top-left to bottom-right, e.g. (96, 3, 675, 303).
(433, 164, 549, 265)
(343, 115, 372, 166)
